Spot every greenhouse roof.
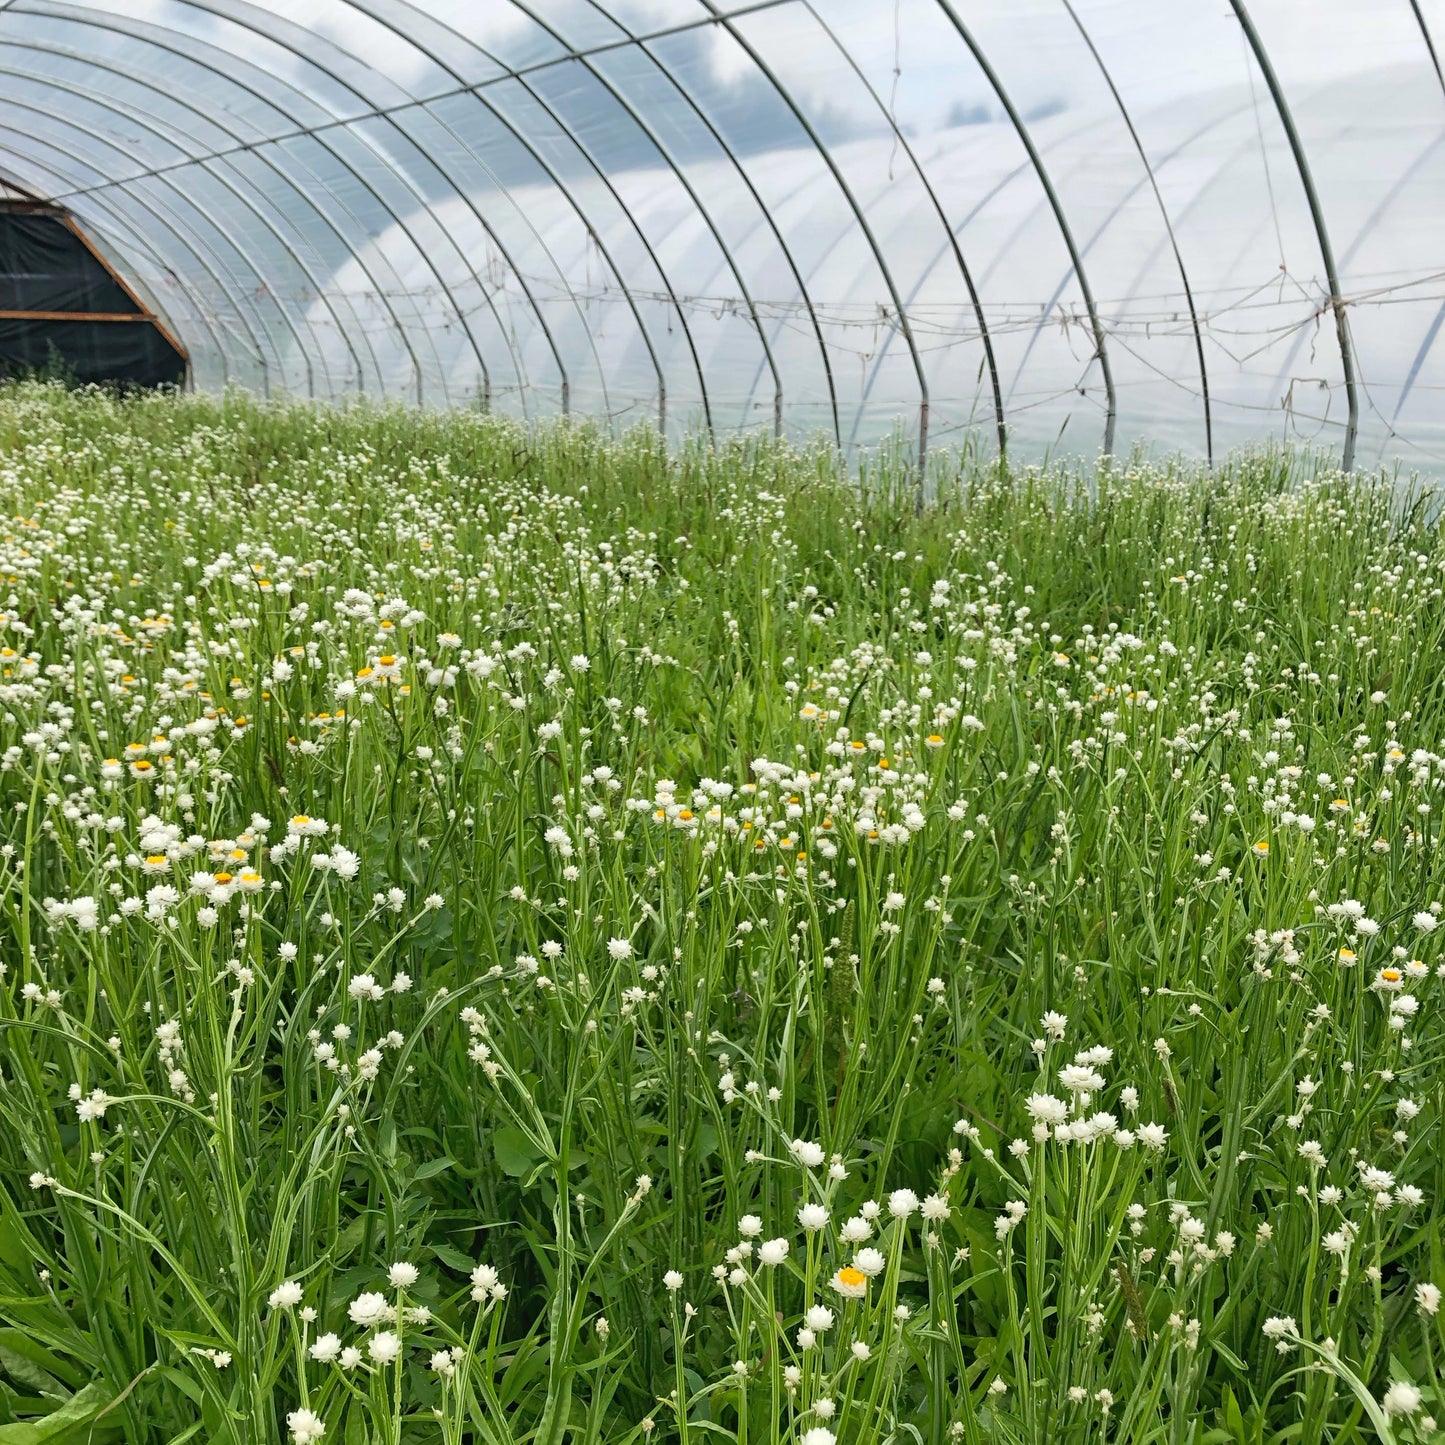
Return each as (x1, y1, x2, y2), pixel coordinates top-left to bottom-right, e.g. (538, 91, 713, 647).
(0, 0, 1442, 469)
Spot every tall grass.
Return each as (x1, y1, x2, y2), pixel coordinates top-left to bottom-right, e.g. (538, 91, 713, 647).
(0, 382, 1441, 1444)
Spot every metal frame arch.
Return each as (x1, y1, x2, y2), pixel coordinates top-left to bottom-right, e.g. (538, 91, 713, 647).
(189, 0, 668, 425)
(407, 101, 611, 419)
(721, 155, 864, 442)
(0, 120, 268, 388)
(1411, 0, 1445, 99)
(19, 1, 799, 202)
(697, 1, 932, 483)
(0, 35, 427, 395)
(0, 63, 363, 397)
(1269, 123, 1445, 412)
(933, 0, 1117, 458)
(301, 2, 605, 420)
(240, 0, 584, 414)
(627, 21, 842, 447)
(316, 9, 666, 430)
(347, 0, 763, 429)
(984, 105, 1246, 441)
(0, 113, 278, 383)
(1391, 0, 1445, 426)
(30, 0, 494, 407)
(846, 101, 1127, 441)
(9, 3, 438, 403)
(1059, 0, 1213, 464)
(506, 0, 782, 437)
(468, 61, 715, 436)
(798, 0, 1006, 458)
(745, 59, 1122, 457)
(7, 1, 819, 430)
(406, 92, 664, 432)
(1229, 0, 1359, 471)
(848, 100, 1166, 455)
(106, 0, 490, 408)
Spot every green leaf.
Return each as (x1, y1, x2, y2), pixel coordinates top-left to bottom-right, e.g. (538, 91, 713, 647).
(1213, 1340, 1248, 1373)
(157, 1368, 204, 1407)
(0, 1381, 114, 1443)
(430, 1243, 475, 1273)
(493, 1128, 545, 1180)
(0, 1335, 86, 1401)
(413, 1156, 455, 1181)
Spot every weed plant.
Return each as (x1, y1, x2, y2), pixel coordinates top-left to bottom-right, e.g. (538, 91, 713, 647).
(0, 383, 1441, 1444)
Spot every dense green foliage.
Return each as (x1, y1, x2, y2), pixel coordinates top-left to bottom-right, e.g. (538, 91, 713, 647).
(0, 384, 1441, 1444)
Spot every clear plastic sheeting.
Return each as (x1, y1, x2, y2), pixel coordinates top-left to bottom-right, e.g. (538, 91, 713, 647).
(0, 0, 1441, 470)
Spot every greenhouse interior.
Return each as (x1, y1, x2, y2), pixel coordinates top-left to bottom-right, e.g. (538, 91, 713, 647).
(1, 0, 1443, 469)
(8, 6, 1445, 1445)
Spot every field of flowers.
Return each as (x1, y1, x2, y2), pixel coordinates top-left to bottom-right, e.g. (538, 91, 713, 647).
(0, 383, 1441, 1444)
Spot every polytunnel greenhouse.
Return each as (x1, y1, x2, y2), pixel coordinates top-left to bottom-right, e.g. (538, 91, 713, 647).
(1, 0, 1443, 468)
(10, 8, 1445, 1445)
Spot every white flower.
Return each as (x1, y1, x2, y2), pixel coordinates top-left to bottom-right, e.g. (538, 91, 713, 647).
(790, 1139, 826, 1168)
(887, 1188, 920, 1219)
(839, 1216, 872, 1243)
(737, 1215, 763, 1238)
(607, 938, 633, 960)
(797, 1203, 829, 1231)
(800, 1429, 836, 1445)
(852, 1247, 886, 1277)
(1414, 911, 1438, 933)
(329, 846, 360, 880)
(367, 1331, 401, 1364)
(348, 1292, 390, 1327)
(804, 1305, 834, 1331)
(1383, 1381, 1421, 1416)
(287, 1407, 326, 1443)
(758, 1238, 790, 1266)
(469, 1262, 503, 1303)
(309, 1333, 341, 1362)
(921, 1194, 950, 1221)
(1417, 1283, 1441, 1315)
(268, 1280, 303, 1310)
(388, 1262, 419, 1289)
(1059, 1065, 1105, 1096)
(1026, 1093, 1069, 1126)
(664, 1270, 684, 1291)
(1137, 1123, 1168, 1151)
(1262, 1316, 1298, 1353)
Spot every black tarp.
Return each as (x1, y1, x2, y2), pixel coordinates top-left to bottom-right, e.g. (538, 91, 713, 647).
(0, 317, 186, 387)
(0, 208, 186, 387)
